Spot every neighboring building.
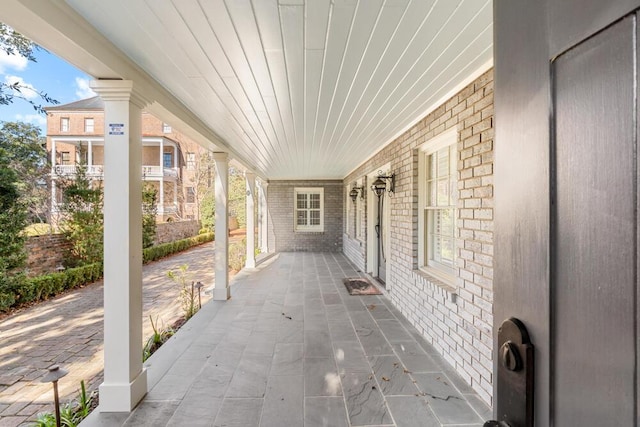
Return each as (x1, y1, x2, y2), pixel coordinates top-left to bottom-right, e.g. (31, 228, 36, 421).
(45, 97, 207, 222)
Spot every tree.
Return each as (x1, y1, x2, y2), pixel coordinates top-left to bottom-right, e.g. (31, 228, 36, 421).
(59, 164, 104, 265)
(142, 182, 158, 248)
(0, 23, 58, 113)
(0, 121, 49, 223)
(0, 148, 27, 310)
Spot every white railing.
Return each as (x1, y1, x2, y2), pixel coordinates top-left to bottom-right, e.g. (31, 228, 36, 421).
(54, 165, 178, 179)
(53, 165, 103, 176)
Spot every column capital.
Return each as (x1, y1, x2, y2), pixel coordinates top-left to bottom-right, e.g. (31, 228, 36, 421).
(212, 152, 229, 162)
(90, 80, 150, 108)
(245, 171, 256, 179)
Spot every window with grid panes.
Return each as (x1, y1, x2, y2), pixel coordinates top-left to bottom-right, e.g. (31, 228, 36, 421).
(294, 188, 324, 232)
(419, 129, 457, 280)
(84, 118, 94, 133)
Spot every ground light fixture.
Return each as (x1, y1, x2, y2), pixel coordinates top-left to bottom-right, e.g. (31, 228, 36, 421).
(349, 186, 364, 202)
(41, 365, 68, 427)
(195, 281, 204, 309)
(371, 172, 395, 197)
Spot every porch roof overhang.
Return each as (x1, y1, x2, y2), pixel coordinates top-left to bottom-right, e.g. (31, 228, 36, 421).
(0, 0, 492, 180)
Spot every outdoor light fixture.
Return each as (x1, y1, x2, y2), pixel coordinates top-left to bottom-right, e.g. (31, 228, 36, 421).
(195, 281, 204, 309)
(349, 186, 364, 203)
(371, 172, 395, 197)
(42, 365, 68, 427)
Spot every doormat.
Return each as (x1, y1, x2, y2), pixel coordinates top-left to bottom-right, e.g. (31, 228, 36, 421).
(342, 277, 382, 295)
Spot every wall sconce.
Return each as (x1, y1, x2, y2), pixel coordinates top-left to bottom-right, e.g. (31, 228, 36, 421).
(349, 186, 364, 203)
(371, 172, 395, 197)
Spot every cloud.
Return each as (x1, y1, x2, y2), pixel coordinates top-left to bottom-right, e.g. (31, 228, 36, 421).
(15, 113, 46, 127)
(4, 74, 38, 99)
(0, 52, 28, 73)
(75, 77, 96, 99)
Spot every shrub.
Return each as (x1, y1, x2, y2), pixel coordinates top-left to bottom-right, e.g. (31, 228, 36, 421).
(167, 265, 198, 320)
(0, 233, 214, 312)
(142, 232, 214, 264)
(228, 239, 246, 272)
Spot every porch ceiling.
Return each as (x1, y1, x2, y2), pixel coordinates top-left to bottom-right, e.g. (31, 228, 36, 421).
(5, 0, 493, 179)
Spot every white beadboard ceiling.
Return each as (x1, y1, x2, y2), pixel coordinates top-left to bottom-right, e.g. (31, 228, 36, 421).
(64, 0, 492, 179)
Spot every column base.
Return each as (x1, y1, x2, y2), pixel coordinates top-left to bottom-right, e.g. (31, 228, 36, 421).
(245, 259, 256, 269)
(99, 369, 147, 412)
(213, 286, 231, 300)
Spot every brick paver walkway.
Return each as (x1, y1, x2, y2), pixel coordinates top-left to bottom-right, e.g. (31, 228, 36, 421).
(0, 241, 220, 427)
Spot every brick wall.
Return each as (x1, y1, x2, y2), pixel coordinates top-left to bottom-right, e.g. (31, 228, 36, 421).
(267, 180, 343, 252)
(25, 234, 71, 276)
(343, 69, 494, 405)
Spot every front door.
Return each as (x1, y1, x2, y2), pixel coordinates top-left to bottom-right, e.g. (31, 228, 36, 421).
(495, 1, 640, 425)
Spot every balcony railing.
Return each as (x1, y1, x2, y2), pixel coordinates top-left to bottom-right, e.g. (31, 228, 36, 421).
(54, 165, 104, 176)
(53, 165, 179, 179)
(158, 204, 178, 215)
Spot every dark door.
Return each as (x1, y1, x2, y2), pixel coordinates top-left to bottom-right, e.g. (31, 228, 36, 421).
(375, 192, 387, 284)
(495, 1, 640, 425)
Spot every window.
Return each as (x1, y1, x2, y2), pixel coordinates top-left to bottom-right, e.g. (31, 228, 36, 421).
(294, 187, 324, 232)
(61, 151, 71, 165)
(186, 152, 196, 170)
(419, 129, 457, 280)
(163, 123, 172, 133)
(163, 152, 173, 168)
(186, 187, 195, 204)
(60, 117, 69, 132)
(84, 118, 94, 133)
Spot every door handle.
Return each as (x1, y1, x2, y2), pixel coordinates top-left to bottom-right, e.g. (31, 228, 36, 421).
(484, 318, 534, 427)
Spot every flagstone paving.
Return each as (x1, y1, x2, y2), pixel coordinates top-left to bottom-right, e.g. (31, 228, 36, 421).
(85, 252, 491, 427)
(0, 241, 219, 427)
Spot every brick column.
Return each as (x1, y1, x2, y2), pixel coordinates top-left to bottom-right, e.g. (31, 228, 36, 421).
(213, 152, 230, 300)
(245, 172, 256, 268)
(90, 80, 148, 412)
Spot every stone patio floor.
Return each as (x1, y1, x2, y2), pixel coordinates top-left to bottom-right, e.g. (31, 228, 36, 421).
(0, 241, 222, 427)
(85, 252, 491, 427)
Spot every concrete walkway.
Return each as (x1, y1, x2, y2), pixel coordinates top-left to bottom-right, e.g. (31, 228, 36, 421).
(86, 252, 491, 427)
(0, 242, 218, 427)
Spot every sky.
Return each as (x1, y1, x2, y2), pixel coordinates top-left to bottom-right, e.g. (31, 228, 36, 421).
(0, 46, 96, 134)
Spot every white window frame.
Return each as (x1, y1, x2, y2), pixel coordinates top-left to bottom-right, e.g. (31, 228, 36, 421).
(294, 187, 324, 232)
(84, 118, 94, 133)
(186, 187, 195, 204)
(418, 129, 458, 283)
(60, 117, 69, 132)
(186, 152, 196, 170)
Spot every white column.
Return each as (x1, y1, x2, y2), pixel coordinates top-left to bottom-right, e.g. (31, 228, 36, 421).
(159, 179, 165, 215)
(245, 172, 256, 268)
(213, 152, 230, 300)
(51, 139, 57, 216)
(88, 140, 93, 168)
(159, 138, 164, 173)
(173, 145, 178, 169)
(90, 80, 148, 412)
(260, 181, 269, 253)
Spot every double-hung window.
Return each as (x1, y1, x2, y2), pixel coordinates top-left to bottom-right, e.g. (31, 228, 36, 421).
(294, 187, 324, 232)
(84, 118, 94, 133)
(419, 129, 457, 280)
(186, 152, 196, 170)
(60, 117, 69, 132)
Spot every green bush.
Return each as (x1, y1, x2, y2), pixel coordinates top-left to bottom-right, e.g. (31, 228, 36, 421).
(0, 233, 214, 313)
(142, 232, 214, 264)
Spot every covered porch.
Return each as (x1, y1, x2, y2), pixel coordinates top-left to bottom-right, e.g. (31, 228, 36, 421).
(85, 252, 489, 427)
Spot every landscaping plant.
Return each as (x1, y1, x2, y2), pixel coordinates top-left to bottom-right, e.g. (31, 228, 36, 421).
(167, 264, 199, 320)
(143, 315, 175, 362)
